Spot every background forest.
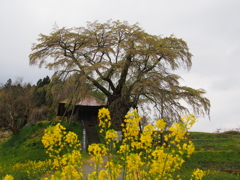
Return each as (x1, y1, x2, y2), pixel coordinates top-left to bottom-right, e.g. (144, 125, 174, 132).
(0, 75, 105, 135)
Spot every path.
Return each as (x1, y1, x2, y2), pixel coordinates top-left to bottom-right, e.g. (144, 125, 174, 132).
(82, 156, 108, 180)
(82, 156, 122, 180)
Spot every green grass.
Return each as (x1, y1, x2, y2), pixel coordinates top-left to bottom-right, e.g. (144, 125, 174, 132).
(0, 121, 83, 165)
(0, 120, 83, 180)
(181, 132, 240, 179)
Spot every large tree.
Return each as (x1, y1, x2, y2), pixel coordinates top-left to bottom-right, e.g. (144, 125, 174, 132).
(29, 20, 210, 129)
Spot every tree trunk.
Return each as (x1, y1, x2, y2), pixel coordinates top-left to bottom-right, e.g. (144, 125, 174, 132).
(108, 97, 131, 130)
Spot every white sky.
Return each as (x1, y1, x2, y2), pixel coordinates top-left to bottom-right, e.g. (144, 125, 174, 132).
(1, 0, 240, 132)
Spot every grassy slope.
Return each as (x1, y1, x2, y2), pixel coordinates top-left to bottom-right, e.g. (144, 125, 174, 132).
(180, 131, 240, 179)
(190, 132, 240, 170)
(0, 121, 83, 166)
(1, 125, 240, 179)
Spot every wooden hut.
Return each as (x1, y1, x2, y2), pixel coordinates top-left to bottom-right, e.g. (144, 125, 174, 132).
(57, 96, 107, 127)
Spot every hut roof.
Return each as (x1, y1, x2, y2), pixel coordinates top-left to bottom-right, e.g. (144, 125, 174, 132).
(59, 96, 107, 106)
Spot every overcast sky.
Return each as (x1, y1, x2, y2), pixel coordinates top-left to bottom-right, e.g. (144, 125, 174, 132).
(1, 0, 239, 132)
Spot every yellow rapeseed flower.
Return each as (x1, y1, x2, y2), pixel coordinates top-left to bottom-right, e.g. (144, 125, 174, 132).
(191, 168, 206, 180)
(2, 174, 14, 180)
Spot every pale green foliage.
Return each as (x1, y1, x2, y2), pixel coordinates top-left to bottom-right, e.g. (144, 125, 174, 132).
(29, 20, 210, 128)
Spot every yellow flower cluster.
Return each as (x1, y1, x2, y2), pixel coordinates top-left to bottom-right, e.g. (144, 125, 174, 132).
(88, 143, 107, 157)
(125, 153, 145, 179)
(65, 131, 80, 147)
(0, 160, 52, 180)
(42, 123, 80, 158)
(105, 129, 118, 142)
(155, 119, 166, 132)
(98, 108, 121, 154)
(191, 168, 206, 180)
(41, 123, 83, 180)
(150, 147, 185, 179)
(3, 110, 205, 180)
(104, 161, 122, 179)
(88, 143, 107, 168)
(97, 108, 203, 180)
(2, 175, 14, 180)
(88, 143, 111, 179)
(169, 123, 187, 143)
(140, 124, 154, 147)
(105, 129, 119, 153)
(41, 123, 66, 157)
(39, 110, 201, 180)
(122, 110, 141, 141)
(181, 114, 196, 130)
(183, 141, 195, 157)
(43, 150, 83, 180)
(98, 108, 111, 133)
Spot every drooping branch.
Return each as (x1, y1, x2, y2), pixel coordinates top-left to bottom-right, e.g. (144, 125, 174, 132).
(29, 20, 210, 128)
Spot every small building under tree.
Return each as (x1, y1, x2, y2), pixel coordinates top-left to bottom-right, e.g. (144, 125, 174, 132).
(57, 96, 107, 127)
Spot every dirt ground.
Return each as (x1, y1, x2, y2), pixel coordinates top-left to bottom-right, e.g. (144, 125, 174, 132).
(82, 156, 123, 180)
(82, 156, 108, 179)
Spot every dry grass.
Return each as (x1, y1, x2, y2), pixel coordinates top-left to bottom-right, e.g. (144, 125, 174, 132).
(0, 128, 12, 144)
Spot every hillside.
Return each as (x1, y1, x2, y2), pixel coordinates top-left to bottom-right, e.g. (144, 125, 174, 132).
(0, 125, 240, 179)
(177, 131, 240, 179)
(0, 121, 82, 165)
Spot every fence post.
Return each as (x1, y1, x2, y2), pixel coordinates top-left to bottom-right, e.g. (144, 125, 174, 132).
(82, 128, 87, 152)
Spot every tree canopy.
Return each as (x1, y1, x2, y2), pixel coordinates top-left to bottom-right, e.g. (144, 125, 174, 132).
(29, 20, 210, 129)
